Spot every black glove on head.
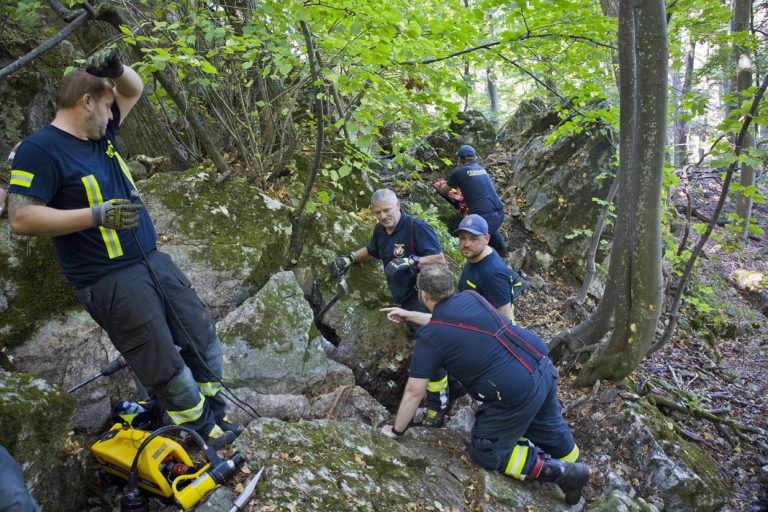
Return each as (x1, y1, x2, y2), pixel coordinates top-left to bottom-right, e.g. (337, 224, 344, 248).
(86, 49, 124, 79)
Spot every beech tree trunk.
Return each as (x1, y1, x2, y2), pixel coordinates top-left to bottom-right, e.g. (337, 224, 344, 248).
(551, 0, 666, 386)
(731, 0, 757, 242)
(672, 37, 696, 168)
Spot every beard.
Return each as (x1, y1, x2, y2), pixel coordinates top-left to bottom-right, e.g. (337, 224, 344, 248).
(84, 112, 107, 141)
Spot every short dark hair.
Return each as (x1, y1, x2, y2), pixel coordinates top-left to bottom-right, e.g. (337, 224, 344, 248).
(56, 70, 110, 110)
(417, 264, 455, 303)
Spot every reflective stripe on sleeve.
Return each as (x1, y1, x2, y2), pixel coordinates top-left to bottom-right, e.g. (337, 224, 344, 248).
(426, 375, 448, 392)
(10, 170, 34, 188)
(81, 175, 123, 258)
(166, 394, 206, 425)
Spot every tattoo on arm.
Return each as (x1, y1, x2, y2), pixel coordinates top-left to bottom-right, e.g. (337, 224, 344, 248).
(8, 193, 44, 221)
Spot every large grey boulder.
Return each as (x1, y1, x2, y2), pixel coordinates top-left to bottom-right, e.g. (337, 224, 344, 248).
(219, 271, 354, 395)
(141, 168, 294, 319)
(226, 417, 582, 511)
(0, 370, 88, 512)
(497, 99, 615, 266)
(10, 311, 136, 431)
(613, 407, 728, 512)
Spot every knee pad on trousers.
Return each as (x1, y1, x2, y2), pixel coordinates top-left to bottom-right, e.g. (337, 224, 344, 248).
(469, 437, 506, 471)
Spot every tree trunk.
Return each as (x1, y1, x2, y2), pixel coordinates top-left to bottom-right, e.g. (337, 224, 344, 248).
(673, 37, 696, 168)
(75, 20, 189, 173)
(731, 0, 756, 242)
(552, 0, 667, 386)
(486, 67, 498, 118)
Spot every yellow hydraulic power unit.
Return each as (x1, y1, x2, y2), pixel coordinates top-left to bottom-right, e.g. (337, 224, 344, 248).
(92, 424, 244, 510)
(92, 424, 195, 499)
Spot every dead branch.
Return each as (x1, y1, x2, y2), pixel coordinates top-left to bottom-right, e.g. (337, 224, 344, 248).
(562, 379, 601, 416)
(0, 10, 91, 79)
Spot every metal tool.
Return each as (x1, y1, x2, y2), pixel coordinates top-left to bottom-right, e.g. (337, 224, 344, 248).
(314, 278, 348, 325)
(68, 355, 128, 393)
(228, 465, 265, 512)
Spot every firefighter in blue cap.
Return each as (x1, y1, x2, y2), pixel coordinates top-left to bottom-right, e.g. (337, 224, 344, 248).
(380, 264, 589, 506)
(438, 145, 509, 256)
(454, 214, 528, 325)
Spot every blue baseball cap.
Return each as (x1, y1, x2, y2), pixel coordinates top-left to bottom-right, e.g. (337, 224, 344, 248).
(456, 145, 476, 158)
(453, 214, 489, 236)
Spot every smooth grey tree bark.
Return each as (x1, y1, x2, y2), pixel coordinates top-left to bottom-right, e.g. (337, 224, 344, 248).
(731, 0, 757, 242)
(551, 0, 667, 386)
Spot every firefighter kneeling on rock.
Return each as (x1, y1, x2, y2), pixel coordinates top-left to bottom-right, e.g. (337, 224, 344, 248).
(380, 264, 590, 505)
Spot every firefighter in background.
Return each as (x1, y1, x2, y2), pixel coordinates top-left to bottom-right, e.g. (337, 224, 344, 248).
(455, 214, 528, 325)
(7, 50, 238, 449)
(330, 188, 449, 426)
(380, 264, 589, 506)
(438, 145, 509, 256)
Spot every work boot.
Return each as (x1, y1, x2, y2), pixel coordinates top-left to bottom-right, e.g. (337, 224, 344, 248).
(420, 408, 447, 428)
(534, 456, 590, 505)
(204, 424, 237, 450)
(218, 416, 244, 437)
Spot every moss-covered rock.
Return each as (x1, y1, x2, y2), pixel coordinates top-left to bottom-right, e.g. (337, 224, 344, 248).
(0, 225, 79, 353)
(140, 167, 293, 317)
(497, 100, 615, 267)
(233, 417, 579, 511)
(616, 404, 728, 512)
(586, 490, 660, 512)
(219, 271, 353, 395)
(0, 370, 88, 512)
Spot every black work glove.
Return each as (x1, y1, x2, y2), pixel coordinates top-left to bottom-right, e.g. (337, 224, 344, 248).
(92, 199, 143, 230)
(86, 49, 124, 79)
(330, 252, 356, 277)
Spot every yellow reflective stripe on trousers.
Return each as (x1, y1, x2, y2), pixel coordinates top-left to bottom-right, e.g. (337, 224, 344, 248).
(81, 175, 123, 258)
(167, 394, 206, 425)
(197, 381, 222, 396)
(559, 444, 580, 463)
(115, 153, 137, 189)
(504, 444, 529, 479)
(427, 375, 448, 392)
(10, 170, 34, 188)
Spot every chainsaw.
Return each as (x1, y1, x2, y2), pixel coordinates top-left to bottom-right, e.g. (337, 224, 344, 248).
(432, 179, 469, 216)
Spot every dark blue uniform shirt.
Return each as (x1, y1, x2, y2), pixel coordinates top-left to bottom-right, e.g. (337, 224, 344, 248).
(409, 291, 548, 407)
(366, 212, 442, 305)
(9, 105, 156, 288)
(446, 162, 503, 215)
(458, 249, 513, 308)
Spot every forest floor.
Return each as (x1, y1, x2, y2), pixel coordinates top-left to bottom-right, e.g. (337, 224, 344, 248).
(502, 171, 768, 511)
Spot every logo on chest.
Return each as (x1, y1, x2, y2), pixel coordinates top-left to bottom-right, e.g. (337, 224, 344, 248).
(393, 244, 405, 258)
(106, 140, 115, 158)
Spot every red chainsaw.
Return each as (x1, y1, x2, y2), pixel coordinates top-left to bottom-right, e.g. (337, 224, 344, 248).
(433, 179, 469, 216)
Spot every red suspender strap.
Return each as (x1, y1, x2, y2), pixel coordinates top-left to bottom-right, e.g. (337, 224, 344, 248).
(430, 319, 534, 374)
(464, 290, 543, 359)
(408, 216, 416, 256)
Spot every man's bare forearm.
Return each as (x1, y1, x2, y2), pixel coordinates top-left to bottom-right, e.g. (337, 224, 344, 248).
(9, 194, 91, 236)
